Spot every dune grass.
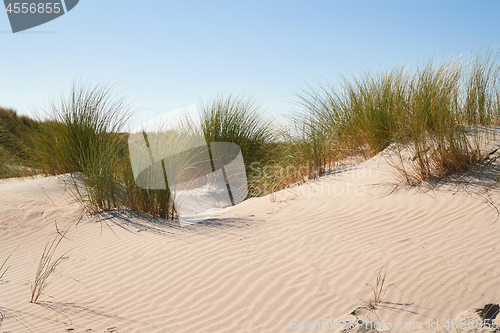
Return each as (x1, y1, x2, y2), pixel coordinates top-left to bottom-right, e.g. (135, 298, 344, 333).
(297, 51, 500, 185)
(24, 83, 130, 173)
(117, 144, 176, 219)
(21, 84, 133, 213)
(30, 223, 70, 303)
(0, 145, 21, 179)
(201, 95, 273, 164)
(200, 95, 277, 197)
(2, 50, 500, 217)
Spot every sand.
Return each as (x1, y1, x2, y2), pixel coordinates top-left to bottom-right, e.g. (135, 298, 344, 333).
(1, 149, 500, 333)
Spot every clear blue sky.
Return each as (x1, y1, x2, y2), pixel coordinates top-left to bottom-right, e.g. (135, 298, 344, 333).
(1, 0, 500, 129)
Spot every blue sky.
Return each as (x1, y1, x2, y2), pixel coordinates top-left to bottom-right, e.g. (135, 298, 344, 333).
(1, 0, 500, 129)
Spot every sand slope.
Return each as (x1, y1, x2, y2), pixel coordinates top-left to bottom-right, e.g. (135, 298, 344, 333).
(1, 151, 500, 332)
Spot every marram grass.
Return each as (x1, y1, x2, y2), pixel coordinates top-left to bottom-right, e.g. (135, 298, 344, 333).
(30, 223, 70, 303)
(297, 50, 500, 185)
(1, 50, 500, 217)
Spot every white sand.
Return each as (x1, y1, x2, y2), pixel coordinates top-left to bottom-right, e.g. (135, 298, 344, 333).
(1, 150, 500, 333)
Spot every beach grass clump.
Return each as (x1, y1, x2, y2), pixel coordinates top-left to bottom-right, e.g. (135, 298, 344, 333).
(116, 143, 175, 219)
(278, 119, 334, 182)
(23, 83, 132, 212)
(30, 223, 69, 303)
(338, 67, 410, 154)
(289, 67, 413, 187)
(298, 66, 411, 160)
(23, 83, 176, 219)
(396, 53, 500, 184)
(463, 52, 500, 126)
(201, 95, 277, 197)
(254, 88, 346, 192)
(25, 84, 130, 175)
(0, 107, 40, 154)
(391, 58, 471, 183)
(297, 50, 500, 186)
(201, 95, 274, 166)
(295, 85, 344, 178)
(0, 144, 21, 179)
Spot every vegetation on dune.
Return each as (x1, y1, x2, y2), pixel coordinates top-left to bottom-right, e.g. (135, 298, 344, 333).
(118, 143, 176, 219)
(361, 266, 397, 310)
(24, 84, 130, 175)
(1, 50, 500, 218)
(21, 84, 132, 212)
(201, 95, 274, 169)
(0, 107, 41, 178)
(30, 223, 70, 303)
(0, 107, 40, 148)
(297, 51, 500, 185)
(200, 95, 278, 197)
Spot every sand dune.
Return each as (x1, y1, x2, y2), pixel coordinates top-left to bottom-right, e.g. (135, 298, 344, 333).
(1, 150, 500, 332)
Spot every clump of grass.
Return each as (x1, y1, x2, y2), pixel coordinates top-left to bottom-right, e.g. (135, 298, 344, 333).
(117, 143, 176, 219)
(30, 223, 69, 303)
(201, 95, 276, 197)
(361, 267, 395, 310)
(392, 52, 499, 184)
(201, 95, 274, 166)
(297, 50, 500, 186)
(26, 84, 131, 175)
(0, 145, 21, 179)
(281, 117, 336, 180)
(24, 83, 133, 212)
(248, 91, 348, 196)
(293, 87, 343, 180)
(284, 67, 413, 190)
(298, 66, 411, 162)
(14, 84, 179, 219)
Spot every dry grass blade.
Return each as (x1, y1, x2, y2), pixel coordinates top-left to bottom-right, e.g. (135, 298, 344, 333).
(30, 223, 70, 303)
(371, 267, 390, 304)
(361, 266, 396, 310)
(0, 249, 15, 281)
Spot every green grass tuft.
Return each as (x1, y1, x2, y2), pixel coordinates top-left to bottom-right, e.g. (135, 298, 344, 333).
(297, 50, 500, 185)
(2, 49, 500, 217)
